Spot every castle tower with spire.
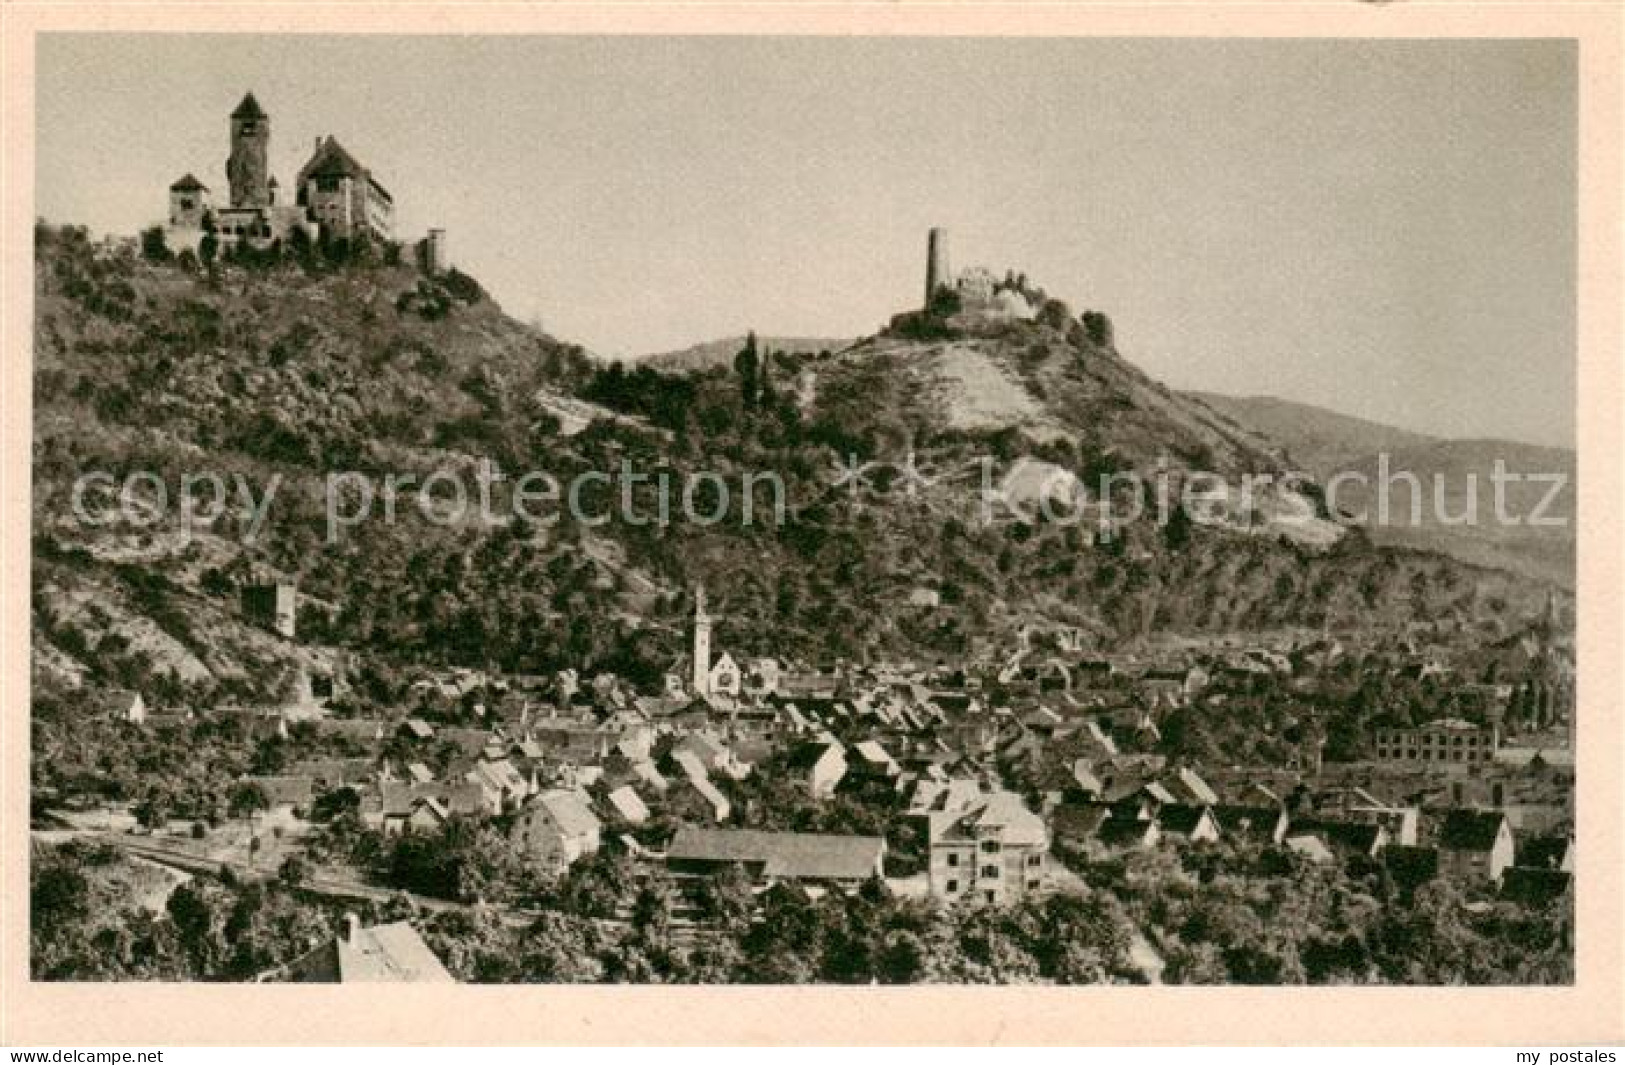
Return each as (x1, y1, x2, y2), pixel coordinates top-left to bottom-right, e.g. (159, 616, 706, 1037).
(925, 227, 951, 307)
(691, 585, 713, 697)
(226, 92, 272, 208)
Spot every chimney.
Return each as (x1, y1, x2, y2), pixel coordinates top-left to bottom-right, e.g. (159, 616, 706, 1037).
(345, 912, 362, 946)
(314, 136, 322, 155)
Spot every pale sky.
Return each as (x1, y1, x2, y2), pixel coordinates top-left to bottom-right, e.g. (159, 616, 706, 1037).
(36, 35, 1575, 447)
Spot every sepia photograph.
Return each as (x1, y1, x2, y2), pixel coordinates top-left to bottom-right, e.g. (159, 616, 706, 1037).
(5, 3, 1622, 1049)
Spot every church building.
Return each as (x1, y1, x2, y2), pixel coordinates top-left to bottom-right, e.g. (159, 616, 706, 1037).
(670, 585, 742, 699)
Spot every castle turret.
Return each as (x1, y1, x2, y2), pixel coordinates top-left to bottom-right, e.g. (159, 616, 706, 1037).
(227, 92, 272, 208)
(167, 173, 210, 228)
(424, 228, 448, 275)
(925, 227, 951, 307)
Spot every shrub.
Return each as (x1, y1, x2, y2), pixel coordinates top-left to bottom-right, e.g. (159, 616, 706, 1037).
(1082, 310, 1115, 347)
(140, 226, 172, 263)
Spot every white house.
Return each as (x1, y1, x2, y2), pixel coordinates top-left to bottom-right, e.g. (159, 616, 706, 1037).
(513, 788, 602, 870)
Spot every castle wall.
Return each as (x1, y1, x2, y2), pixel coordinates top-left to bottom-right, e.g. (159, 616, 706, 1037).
(304, 175, 392, 243)
(214, 207, 274, 246)
(306, 175, 356, 237)
(361, 182, 393, 241)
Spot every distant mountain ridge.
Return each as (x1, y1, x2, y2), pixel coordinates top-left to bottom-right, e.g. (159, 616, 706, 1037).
(1186, 391, 1440, 474)
(1186, 392, 1574, 588)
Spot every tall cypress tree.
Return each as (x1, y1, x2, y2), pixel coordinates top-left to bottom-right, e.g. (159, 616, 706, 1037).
(734, 331, 760, 408)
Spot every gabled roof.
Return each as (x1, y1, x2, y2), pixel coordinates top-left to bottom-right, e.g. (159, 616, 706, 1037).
(1439, 809, 1509, 852)
(438, 727, 495, 755)
(1499, 866, 1572, 906)
(529, 788, 600, 838)
(853, 739, 896, 765)
(1212, 804, 1285, 840)
(685, 774, 731, 817)
(410, 796, 449, 823)
(232, 92, 267, 120)
(908, 777, 983, 816)
(169, 173, 208, 192)
(290, 920, 453, 983)
(1515, 835, 1572, 870)
(1096, 816, 1157, 846)
(785, 739, 844, 771)
(929, 788, 1048, 848)
(93, 688, 144, 716)
(604, 785, 649, 824)
(1291, 818, 1385, 856)
(1174, 767, 1219, 806)
(313, 717, 384, 741)
(1383, 844, 1440, 883)
(1142, 782, 1177, 805)
(1156, 803, 1215, 837)
(303, 135, 367, 180)
(673, 749, 710, 784)
(632, 759, 669, 793)
(1052, 801, 1112, 839)
(242, 774, 313, 807)
(666, 826, 884, 881)
(1285, 834, 1335, 862)
(675, 732, 727, 765)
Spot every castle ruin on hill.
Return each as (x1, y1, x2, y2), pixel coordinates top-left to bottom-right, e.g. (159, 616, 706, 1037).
(921, 227, 1037, 323)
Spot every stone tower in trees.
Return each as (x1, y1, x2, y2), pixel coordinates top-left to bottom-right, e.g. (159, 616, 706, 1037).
(691, 584, 713, 697)
(925, 227, 951, 307)
(226, 92, 272, 209)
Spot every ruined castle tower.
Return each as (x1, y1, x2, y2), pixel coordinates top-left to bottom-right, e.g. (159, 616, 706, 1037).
(226, 92, 272, 209)
(925, 227, 951, 307)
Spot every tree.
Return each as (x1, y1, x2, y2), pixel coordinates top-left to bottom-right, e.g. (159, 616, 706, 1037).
(277, 854, 309, 889)
(134, 788, 172, 831)
(1163, 501, 1193, 551)
(694, 862, 755, 933)
(1082, 310, 1114, 347)
(734, 332, 761, 409)
(31, 862, 90, 936)
(166, 882, 219, 972)
(312, 786, 361, 822)
(228, 781, 270, 823)
(139, 225, 172, 263)
(517, 910, 604, 982)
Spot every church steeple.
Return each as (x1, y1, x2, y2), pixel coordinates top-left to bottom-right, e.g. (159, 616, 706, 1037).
(691, 584, 712, 696)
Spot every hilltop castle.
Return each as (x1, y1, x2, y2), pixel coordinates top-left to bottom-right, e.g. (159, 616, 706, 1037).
(166, 92, 397, 252)
(921, 227, 1036, 321)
